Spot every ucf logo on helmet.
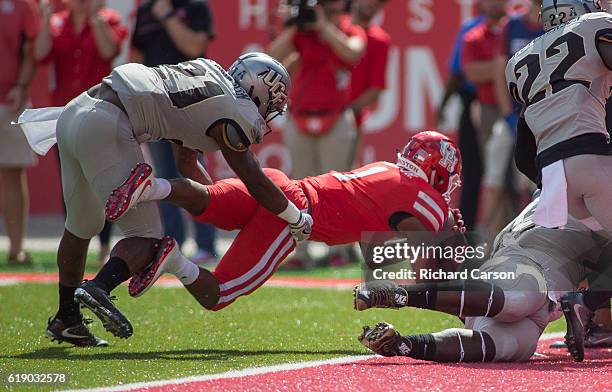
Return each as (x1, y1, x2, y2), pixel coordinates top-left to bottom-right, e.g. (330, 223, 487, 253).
(261, 69, 287, 106)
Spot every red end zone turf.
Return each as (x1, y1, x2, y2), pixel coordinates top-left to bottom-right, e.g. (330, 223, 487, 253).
(136, 339, 612, 392)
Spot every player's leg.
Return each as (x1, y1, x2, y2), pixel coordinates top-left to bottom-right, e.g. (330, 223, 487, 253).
(47, 100, 108, 346)
(565, 154, 612, 232)
(124, 172, 272, 300)
(209, 206, 295, 310)
(181, 170, 303, 310)
(0, 167, 29, 263)
(360, 299, 548, 362)
(140, 203, 295, 311)
(355, 255, 548, 321)
(58, 95, 162, 338)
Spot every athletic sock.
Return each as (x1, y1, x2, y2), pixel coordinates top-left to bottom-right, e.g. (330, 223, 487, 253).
(57, 284, 81, 323)
(91, 257, 132, 293)
(164, 250, 200, 286)
(402, 334, 436, 360)
(400, 283, 438, 310)
(145, 178, 172, 202)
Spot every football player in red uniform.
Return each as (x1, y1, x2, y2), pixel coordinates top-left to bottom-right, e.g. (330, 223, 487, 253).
(85, 131, 462, 333)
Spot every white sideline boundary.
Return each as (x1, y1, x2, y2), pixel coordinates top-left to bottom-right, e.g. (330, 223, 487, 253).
(59, 332, 567, 392)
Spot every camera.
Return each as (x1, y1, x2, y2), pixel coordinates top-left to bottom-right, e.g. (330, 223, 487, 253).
(284, 0, 332, 27)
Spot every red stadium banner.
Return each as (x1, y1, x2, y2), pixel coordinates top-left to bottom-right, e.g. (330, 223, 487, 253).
(24, 0, 480, 214)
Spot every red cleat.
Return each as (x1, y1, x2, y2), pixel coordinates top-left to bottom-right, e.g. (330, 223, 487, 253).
(128, 236, 178, 297)
(106, 163, 154, 221)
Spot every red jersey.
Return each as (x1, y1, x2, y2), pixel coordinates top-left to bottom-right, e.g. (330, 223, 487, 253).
(349, 23, 390, 127)
(290, 19, 366, 135)
(0, 0, 39, 103)
(461, 19, 506, 106)
(39, 9, 127, 106)
(300, 162, 449, 245)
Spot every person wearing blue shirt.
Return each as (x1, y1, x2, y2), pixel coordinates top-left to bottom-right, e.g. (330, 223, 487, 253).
(436, 14, 484, 236)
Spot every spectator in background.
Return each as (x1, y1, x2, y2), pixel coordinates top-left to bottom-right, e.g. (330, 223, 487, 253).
(35, 0, 126, 107)
(0, 0, 39, 265)
(436, 10, 485, 239)
(132, 0, 217, 264)
(461, 0, 508, 244)
(492, 0, 542, 213)
(348, 0, 390, 134)
(34, 0, 127, 264)
(269, 0, 365, 267)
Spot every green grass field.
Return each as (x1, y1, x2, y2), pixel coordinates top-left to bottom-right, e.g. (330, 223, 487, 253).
(0, 251, 565, 391)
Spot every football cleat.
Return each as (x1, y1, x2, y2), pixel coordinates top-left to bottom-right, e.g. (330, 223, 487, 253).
(74, 281, 133, 339)
(560, 291, 592, 362)
(105, 162, 153, 221)
(45, 316, 108, 347)
(353, 280, 408, 311)
(128, 236, 178, 297)
(584, 325, 612, 348)
(358, 322, 405, 357)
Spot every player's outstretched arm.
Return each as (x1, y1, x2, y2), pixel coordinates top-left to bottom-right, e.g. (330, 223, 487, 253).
(208, 123, 312, 241)
(514, 116, 538, 184)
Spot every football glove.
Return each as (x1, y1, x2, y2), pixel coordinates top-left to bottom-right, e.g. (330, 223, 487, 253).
(289, 211, 313, 243)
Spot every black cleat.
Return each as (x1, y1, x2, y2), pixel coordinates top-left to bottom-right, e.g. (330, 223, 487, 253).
(46, 316, 108, 347)
(353, 280, 408, 311)
(74, 281, 133, 339)
(560, 292, 591, 362)
(584, 325, 612, 348)
(358, 322, 405, 357)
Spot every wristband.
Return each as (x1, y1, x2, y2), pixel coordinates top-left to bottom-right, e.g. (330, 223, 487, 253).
(277, 201, 301, 224)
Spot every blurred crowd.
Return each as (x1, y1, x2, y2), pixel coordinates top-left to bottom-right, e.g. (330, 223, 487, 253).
(1, 0, 589, 268)
(0, 0, 391, 269)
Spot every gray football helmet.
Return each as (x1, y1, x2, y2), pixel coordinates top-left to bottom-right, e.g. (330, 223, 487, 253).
(228, 52, 291, 123)
(541, 0, 612, 31)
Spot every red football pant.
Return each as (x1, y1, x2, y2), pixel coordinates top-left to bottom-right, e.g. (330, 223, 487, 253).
(193, 169, 308, 310)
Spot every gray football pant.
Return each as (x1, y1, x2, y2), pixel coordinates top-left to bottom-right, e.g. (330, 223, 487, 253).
(56, 92, 162, 240)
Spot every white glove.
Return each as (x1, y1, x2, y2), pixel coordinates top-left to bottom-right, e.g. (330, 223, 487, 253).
(289, 211, 313, 243)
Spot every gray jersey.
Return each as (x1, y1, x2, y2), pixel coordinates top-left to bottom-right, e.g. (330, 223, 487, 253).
(506, 12, 612, 154)
(102, 58, 266, 152)
(492, 198, 605, 292)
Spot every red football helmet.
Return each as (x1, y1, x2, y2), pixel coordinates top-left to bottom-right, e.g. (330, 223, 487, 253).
(397, 131, 462, 202)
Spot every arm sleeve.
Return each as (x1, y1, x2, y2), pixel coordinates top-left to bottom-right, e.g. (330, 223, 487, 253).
(187, 1, 215, 39)
(514, 116, 539, 185)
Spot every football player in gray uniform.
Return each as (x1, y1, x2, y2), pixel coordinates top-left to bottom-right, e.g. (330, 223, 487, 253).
(509, 1, 612, 232)
(354, 196, 609, 362)
(45, 53, 313, 346)
(507, 0, 612, 362)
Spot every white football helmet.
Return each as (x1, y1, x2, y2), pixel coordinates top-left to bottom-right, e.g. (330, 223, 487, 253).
(228, 52, 291, 123)
(541, 0, 612, 31)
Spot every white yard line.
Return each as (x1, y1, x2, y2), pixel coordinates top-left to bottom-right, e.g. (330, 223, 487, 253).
(60, 332, 568, 392)
(59, 354, 376, 392)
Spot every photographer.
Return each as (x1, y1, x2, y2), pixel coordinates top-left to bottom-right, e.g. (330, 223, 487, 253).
(269, 0, 366, 268)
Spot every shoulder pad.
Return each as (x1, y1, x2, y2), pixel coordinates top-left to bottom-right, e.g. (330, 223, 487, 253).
(221, 121, 250, 152)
